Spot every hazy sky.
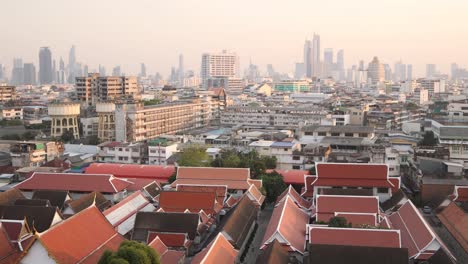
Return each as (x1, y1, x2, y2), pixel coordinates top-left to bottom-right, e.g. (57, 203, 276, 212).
(1, 0, 467, 77)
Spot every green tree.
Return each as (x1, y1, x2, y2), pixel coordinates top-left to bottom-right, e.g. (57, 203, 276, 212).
(418, 131, 437, 146)
(328, 216, 351, 228)
(60, 129, 75, 143)
(178, 145, 212, 167)
(212, 149, 241, 168)
(22, 131, 37, 140)
(168, 170, 177, 184)
(1, 134, 21, 140)
(260, 156, 277, 169)
(261, 171, 287, 203)
(308, 166, 316, 175)
(98, 240, 160, 264)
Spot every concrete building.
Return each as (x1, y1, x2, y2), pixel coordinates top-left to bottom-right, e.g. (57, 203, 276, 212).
(98, 141, 147, 164)
(447, 103, 468, 122)
(201, 50, 239, 89)
(39, 47, 53, 85)
(221, 106, 328, 128)
(0, 106, 23, 120)
(367, 56, 385, 84)
(96, 102, 116, 142)
(417, 78, 446, 97)
(148, 138, 178, 165)
(9, 141, 63, 167)
(23, 63, 36, 85)
(0, 85, 16, 103)
(273, 80, 310, 93)
(430, 119, 468, 171)
(80, 117, 98, 138)
(48, 101, 80, 139)
(75, 73, 139, 106)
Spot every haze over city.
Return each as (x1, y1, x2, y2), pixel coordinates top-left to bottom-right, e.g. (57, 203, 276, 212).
(2, 0, 468, 76)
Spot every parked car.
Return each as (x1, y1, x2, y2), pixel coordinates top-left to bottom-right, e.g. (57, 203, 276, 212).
(423, 206, 432, 214)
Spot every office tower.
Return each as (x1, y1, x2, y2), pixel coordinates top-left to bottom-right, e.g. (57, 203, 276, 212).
(451, 63, 458, 80)
(23, 63, 36, 85)
(336, 49, 345, 81)
(323, 48, 333, 78)
(11, 58, 24, 85)
(303, 39, 312, 78)
(68, 45, 76, 83)
(367, 56, 385, 84)
(267, 64, 275, 77)
(383, 64, 392, 81)
(246, 62, 259, 83)
(295, 63, 305, 79)
(52, 59, 57, 83)
(83, 65, 88, 77)
(312, 33, 321, 77)
(75, 73, 139, 106)
(407, 64, 413, 81)
(39, 47, 53, 84)
(57, 57, 65, 84)
(178, 54, 184, 82)
(201, 50, 239, 88)
(140, 63, 147, 77)
(426, 64, 436, 78)
(112, 66, 121, 76)
(0, 64, 3, 80)
(99, 65, 106, 76)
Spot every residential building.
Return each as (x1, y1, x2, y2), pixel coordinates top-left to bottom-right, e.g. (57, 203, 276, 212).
(75, 73, 140, 106)
(97, 141, 147, 164)
(148, 138, 178, 165)
(201, 50, 239, 89)
(270, 141, 303, 170)
(367, 56, 385, 84)
(0, 106, 23, 120)
(0, 85, 16, 103)
(10, 141, 63, 167)
(447, 103, 468, 122)
(273, 80, 310, 93)
(429, 119, 468, 170)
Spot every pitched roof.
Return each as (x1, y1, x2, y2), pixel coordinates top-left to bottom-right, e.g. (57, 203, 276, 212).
(103, 191, 152, 235)
(159, 191, 219, 215)
(148, 236, 185, 264)
(66, 192, 111, 214)
(277, 185, 312, 210)
(306, 244, 409, 264)
(387, 200, 441, 259)
(85, 163, 175, 182)
(15, 172, 133, 193)
(191, 233, 238, 264)
(0, 222, 18, 263)
(0, 188, 25, 206)
(147, 232, 189, 248)
(437, 201, 468, 252)
(143, 181, 162, 199)
(222, 196, 258, 249)
(37, 205, 125, 264)
(309, 225, 401, 248)
(0, 205, 62, 233)
(224, 195, 241, 208)
(381, 189, 407, 212)
(270, 169, 309, 185)
(316, 195, 380, 226)
(261, 196, 310, 253)
(14, 199, 52, 207)
(452, 185, 468, 202)
(255, 239, 290, 264)
(31, 190, 70, 209)
(132, 212, 199, 241)
(172, 167, 251, 190)
(176, 184, 227, 204)
(245, 184, 265, 207)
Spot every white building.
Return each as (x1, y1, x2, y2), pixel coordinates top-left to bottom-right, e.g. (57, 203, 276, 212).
(201, 50, 239, 89)
(0, 107, 23, 120)
(148, 140, 178, 165)
(367, 57, 385, 84)
(98, 141, 146, 164)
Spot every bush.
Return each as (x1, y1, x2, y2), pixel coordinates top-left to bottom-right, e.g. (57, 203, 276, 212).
(98, 241, 160, 264)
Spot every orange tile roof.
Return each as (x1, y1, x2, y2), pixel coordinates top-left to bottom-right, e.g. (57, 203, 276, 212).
(270, 169, 309, 185)
(453, 186, 468, 202)
(149, 236, 186, 263)
(191, 233, 238, 264)
(38, 205, 125, 263)
(261, 196, 310, 253)
(173, 167, 252, 190)
(437, 202, 468, 252)
(247, 179, 262, 189)
(309, 226, 401, 248)
(85, 163, 175, 182)
(277, 185, 312, 210)
(172, 179, 251, 190)
(148, 236, 168, 255)
(246, 184, 265, 206)
(316, 195, 380, 225)
(176, 185, 227, 204)
(147, 232, 189, 248)
(159, 191, 218, 215)
(0, 222, 17, 263)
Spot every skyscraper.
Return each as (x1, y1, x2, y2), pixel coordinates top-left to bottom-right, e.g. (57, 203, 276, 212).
(407, 64, 413, 81)
(39, 47, 53, 84)
(112, 66, 121, 76)
(312, 33, 321, 77)
(140, 63, 147, 77)
(178, 54, 184, 83)
(23, 63, 36, 85)
(336, 49, 345, 81)
(295, 62, 305, 79)
(367, 56, 385, 84)
(99, 65, 106, 76)
(303, 39, 312, 78)
(323, 48, 333, 78)
(426, 64, 437, 78)
(11, 58, 24, 85)
(201, 50, 239, 88)
(68, 45, 76, 83)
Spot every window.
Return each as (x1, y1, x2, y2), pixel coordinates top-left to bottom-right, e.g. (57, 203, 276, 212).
(377, 187, 388, 194)
(118, 148, 123, 151)
(331, 133, 340, 136)
(389, 168, 395, 171)
(292, 156, 300, 160)
(387, 157, 396, 161)
(318, 132, 326, 136)
(345, 133, 353, 137)
(359, 133, 368, 137)
(292, 165, 301, 170)
(284, 148, 288, 151)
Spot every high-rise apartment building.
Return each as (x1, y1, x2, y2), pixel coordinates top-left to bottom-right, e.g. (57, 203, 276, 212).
(75, 73, 139, 106)
(11, 58, 23, 85)
(39, 47, 53, 84)
(367, 57, 385, 84)
(303, 40, 312, 78)
(336, 49, 345, 81)
(140, 63, 146, 77)
(23, 63, 36, 85)
(68, 45, 76, 83)
(201, 50, 239, 89)
(323, 48, 334, 78)
(312, 34, 321, 77)
(426, 64, 437, 78)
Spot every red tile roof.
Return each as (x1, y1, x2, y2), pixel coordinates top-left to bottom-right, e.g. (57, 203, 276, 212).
(387, 200, 439, 259)
(159, 191, 219, 215)
(277, 185, 312, 210)
(453, 185, 468, 202)
(316, 195, 380, 226)
(0, 222, 17, 263)
(261, 196, 310, 254)
(309, 226, 401, 248)
(246, 184, 265, 206)
(437, 201, 468, 252)
(85, 163, 175, 182)
(37, 205, 125, 263)
(224, 196, 241, 208)
(305, 163, 400, 194)
(172, 167, 251, 190)
(176, 184, 227, 204)
(269, 169, 309, 185)
(15, 172, 133, 193)
(124, 178, 158, 192)
(147, 232, 189, 248)
(148, 236, 186, 264)
(191, 233, 238, 264)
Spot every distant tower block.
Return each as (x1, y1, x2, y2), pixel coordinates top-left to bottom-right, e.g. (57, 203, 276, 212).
(96, 102, 116, 142)
(48, 102, 80, 139)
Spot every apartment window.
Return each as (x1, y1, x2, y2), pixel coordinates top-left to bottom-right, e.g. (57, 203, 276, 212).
(292, 165, 301, 170)
(118, 148, 123, 151)
(452, 145, 460, 151)
(377, 187, 388, 194)
(284, 148, 288, 151)
(359, 133, 368, 137)
(292, 156, 300, 160)
(318, 132, 326, 136)
(387, 157, 396, 161)
(118, 157, 123, 161)
(389, 168, 395, 171)
(331, 133, 340, 137)
(150, 150, 156, 153)
(345, 133, 353, 137)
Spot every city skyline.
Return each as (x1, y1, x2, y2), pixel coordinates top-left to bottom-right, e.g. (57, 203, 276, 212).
(1, 0, 468, 77)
